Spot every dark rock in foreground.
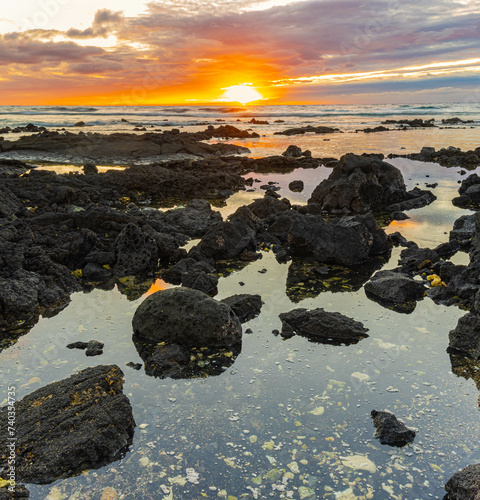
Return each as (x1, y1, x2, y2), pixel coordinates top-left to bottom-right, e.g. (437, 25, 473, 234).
(279, 308, 368, 345)
(449, 313, 480, 360)
(0, 365, 135, 484)
(0, 486, 30, 499)
(221, 294, 263, 323)
(364, 270, 426, 314)
(132, 288, 242, 348)
(371, 410, 415, 447)
(445, 464, 480, 499)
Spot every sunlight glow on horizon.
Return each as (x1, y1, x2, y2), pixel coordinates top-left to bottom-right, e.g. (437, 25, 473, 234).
(220, 84, 264, 105)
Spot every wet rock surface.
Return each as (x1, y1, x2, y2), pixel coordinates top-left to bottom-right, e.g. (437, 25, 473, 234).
(0, 365, 135, 484)
(364, 270, 426, 313)
(279, 308, 369, 345)
(132, 287, 242, 348)
(220, 294, 263, 323)
(371, 410, 416, 447)
(444, 464, 480, 499)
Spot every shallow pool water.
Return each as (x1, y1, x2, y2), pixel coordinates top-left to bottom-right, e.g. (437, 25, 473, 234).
(0, 156, 479, 499)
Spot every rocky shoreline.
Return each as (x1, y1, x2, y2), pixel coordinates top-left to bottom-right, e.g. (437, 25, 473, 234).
(1, 126, 480, 495)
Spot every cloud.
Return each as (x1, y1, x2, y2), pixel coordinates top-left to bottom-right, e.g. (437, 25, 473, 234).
(66, 9, 124, 39)
(1, 0, 480, 103)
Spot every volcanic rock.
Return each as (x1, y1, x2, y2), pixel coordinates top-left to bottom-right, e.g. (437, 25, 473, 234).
(0, 365, 135, 484)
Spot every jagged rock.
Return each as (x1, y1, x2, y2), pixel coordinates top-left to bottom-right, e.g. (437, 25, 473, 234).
(398, 245, 440, 275)
(181, 270, 218, 294)
(132, 287, 242, 348)
(0, 365, 135, 484)
(162, 199, 222, 238)
(288, 212, 391, 266)
(221, 294, 263, 323)
(162, 258, 215, 285)
(279, 308, 368, 345)
(308, 153, 408, 213)
(282, 145, 303, 158)
(189, 220, 256, 261)
(364, 270, 426, 313)
(83, 162, 98, 175)
(371, 410, 415, 447)
(445, 464, 480, 499)
(449, 313, 480, 360)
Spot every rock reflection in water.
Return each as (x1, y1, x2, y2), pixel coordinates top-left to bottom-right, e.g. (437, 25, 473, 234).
(449, 350, 480, 391)
(286, 256, 386, 302)
(132, 335, 241, 379)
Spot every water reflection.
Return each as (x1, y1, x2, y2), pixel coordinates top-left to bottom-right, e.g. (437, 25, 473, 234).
(286, 256, 387, 302)
(132, 335, 242, 379)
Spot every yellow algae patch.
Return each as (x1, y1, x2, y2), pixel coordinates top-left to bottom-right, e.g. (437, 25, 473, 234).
(427, 274, 446, 287)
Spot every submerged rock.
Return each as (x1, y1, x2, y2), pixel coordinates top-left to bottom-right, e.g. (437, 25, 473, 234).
(67, 339, 104, 356)
(278, 308, 368, 345)
(0, 365, 135, 484)
(445, 464, 480, 499)
(371, 410, 415, 447)
(220, 294, 263, 323)
(132, 287, 242, 348)
(364, 270, 426, 313)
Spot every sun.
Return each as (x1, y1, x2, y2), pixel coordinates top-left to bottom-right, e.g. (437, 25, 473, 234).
(221, 84, 263, 105)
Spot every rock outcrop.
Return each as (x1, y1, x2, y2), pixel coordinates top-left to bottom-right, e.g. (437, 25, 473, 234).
(279, 308, 368, 345)
(0, 365, 135, 484)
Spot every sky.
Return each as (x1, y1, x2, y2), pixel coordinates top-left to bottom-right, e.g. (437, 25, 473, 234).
(0, 0, 479, 105)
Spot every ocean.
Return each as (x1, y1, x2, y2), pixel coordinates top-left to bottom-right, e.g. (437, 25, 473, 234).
(1, 102, 479, 162)
(1, 102, 480, 499)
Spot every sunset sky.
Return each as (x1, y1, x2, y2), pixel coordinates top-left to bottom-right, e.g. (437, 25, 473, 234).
(1, 0, 479, 105)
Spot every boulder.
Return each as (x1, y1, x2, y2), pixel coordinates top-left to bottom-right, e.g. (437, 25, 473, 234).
(132, 287, 242, 348)
(371, 410, 415, 447)
(449, 313, 480, 360)
(282, 145, 303, 158)
(278, 308, 368, 345)
(445, 464, 480, 499)
(398, 245, 440, 275)
(364, 270, 426, 313)
(189, 220, 256, 261)
(221, 294, 263, 323)
(289, 180, 304, 192)
(288, 212, 391, 266)
(308, 153, 407, 213)
(0, 365, 135, 484)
